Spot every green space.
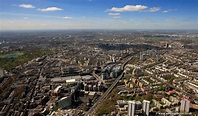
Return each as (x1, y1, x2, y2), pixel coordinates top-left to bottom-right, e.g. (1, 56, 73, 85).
(123, 74, 134, 80)
(0, 50, 54, 70)
(122, 95, 134, 101)
(178, 39, 193, 44)
(95, 88, 121, 115)
(128, 57, 139, 64)
(0, 51, 23, 58)
(122, 93, 154, 102)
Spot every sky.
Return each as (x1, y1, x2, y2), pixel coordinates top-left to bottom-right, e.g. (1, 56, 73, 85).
(0, 0, 197, 30)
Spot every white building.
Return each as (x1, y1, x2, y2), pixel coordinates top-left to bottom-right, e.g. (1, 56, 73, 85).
(143, 100, 150, 116)
(180, 98, 190, 113)
(128, 101, 136, 116)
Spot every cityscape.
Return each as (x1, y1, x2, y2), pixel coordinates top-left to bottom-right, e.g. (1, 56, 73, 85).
(0, 30, 198, 116)
(0, 0, 198, 116)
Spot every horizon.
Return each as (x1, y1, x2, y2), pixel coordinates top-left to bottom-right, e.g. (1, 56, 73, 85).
(0, 0, 198, 30)
(0, 28, 198, 32)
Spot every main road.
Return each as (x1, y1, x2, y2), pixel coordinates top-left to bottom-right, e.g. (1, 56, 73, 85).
(85, 55, 134, 116)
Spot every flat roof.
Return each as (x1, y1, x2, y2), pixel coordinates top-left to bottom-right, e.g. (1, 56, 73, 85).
(51, 75, 93, 82)
(66, 79, 76, 83)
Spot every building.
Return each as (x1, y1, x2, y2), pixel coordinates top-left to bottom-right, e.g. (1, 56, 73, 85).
(140, 52, 144, 61)
(128, 101, 136, 116)
(116, 100, 128, 112)
(152, 99, 162, 109)
(169, 96, 179, 105)
(180, 98, 190, 113)
(156, 54, 160, 62)
(161, 98, 171, 107)
(56, 96, 72, 109)
(142, 100, 150, 116)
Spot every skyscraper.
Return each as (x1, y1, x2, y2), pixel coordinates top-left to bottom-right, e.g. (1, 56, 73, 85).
(180, 98, 190, 113)
(142, 100, 150, 116)
(128, 101, 136, 116)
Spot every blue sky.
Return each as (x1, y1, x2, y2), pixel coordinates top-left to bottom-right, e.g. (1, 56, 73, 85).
(0, 0, 197, 30)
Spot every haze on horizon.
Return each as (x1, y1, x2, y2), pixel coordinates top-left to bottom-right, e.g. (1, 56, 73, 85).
(0, 0, 197, 30)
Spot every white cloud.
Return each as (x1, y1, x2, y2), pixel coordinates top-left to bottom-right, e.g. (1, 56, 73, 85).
(19, 4, 35, 9)
(148, 7, 160, 12)
(107, 5, 148, 12)
(63, 16, 72, 19)
(37, 7, 63, 12)
(108, 13, 121, 18)
(108, 13, 120, 16)
(23, 17, 29, 20)
(163, 9, 174, 13)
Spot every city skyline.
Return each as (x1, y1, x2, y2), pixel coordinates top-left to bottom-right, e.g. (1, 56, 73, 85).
(0, 0, 198, 30)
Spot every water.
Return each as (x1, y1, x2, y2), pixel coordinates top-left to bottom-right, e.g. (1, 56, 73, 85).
(4, 54, 20, 58)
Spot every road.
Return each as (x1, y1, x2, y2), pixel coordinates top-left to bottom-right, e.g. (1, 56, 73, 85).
(85, 55, 133, 116)
(92, 72, 108, 88)
(39, 59, 50, 81)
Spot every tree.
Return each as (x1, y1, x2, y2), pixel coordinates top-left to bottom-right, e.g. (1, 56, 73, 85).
(135, 94, 141, 101)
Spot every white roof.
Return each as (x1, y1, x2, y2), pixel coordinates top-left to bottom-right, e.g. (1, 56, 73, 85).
(89, 92, 96, 96)
(54, 86, 62, 93)
(66, 79, 76, 83)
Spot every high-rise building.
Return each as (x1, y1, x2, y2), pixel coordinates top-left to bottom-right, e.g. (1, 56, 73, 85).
(140, 52, 144, 61)
(142, 100, 150, 116)
(156, 54, 160, 62)
(128, 101, 136, 116)
(180, 98, 190, 112)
